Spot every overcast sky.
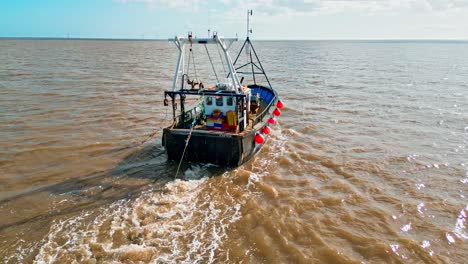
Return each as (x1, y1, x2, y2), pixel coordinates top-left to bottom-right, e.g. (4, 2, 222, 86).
(1, 0, 467, 39)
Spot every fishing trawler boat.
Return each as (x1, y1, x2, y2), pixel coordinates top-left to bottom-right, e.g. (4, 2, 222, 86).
(162, 11, 283, 167)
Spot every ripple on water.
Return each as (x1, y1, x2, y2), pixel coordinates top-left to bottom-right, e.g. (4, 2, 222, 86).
(1, 40, 468, 263)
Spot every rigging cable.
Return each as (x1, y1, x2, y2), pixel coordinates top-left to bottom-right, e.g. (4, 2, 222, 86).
(191, 47, 198, 81)
(186, 44, 199, 84)
(216, 44, 227, 77)
(174, 119, 196, 179)
(204, 44, 219, 83)
(186, 47, 191, 78)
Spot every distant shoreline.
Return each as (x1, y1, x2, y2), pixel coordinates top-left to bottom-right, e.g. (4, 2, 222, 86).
(0, 37, 467, 43)
(0, 37, 165, 41)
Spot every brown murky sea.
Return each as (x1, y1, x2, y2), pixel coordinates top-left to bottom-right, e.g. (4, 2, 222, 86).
(1, 39, 467, 263)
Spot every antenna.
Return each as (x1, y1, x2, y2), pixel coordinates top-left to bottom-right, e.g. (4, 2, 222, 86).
(246, 10, 253, 39)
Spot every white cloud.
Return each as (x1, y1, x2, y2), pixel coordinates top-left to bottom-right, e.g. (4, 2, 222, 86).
(116, 0, 206, 9)
(116, 0, 468, 39)
(117, 0, 468, 14)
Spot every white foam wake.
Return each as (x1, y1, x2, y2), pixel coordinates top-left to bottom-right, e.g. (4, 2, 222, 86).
(34, 167, 241, 263)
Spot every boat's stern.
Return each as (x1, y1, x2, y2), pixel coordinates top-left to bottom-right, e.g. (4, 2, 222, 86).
(163, 128, 247, 166)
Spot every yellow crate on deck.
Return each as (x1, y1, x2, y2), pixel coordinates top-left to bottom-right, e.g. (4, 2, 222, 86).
(226, 111, 237, 126)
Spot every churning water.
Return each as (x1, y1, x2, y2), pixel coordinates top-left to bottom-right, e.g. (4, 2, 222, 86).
(0, 39, 467, 263)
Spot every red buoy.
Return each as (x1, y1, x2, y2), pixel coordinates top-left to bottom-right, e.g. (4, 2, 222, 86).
(268, 117, 276, 125)
(262, 126, 271, 135)
(273, 108, 281, 116)
(276, 100, 284, 109)
(254, 134, 265, 144)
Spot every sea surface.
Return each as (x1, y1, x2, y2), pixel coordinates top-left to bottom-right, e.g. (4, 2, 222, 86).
(0, 39, 467, 263)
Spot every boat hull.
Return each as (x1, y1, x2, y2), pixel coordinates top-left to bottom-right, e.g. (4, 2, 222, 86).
(162, 128, 262, 166)
(162, 84, 278, 167)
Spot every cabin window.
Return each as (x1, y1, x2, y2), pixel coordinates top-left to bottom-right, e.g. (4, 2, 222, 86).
(206, 97, 213, 105)
(216, 96, 223, 106)
(227, 96, 233, 106)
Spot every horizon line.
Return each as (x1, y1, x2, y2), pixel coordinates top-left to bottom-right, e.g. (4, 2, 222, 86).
(1, 36, 468, 42)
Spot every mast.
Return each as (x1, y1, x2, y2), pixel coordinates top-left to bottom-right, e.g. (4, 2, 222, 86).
(232, 10, 273, 89)
(247, 10, 253, 39)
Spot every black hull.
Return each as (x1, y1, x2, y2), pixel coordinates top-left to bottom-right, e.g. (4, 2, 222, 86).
(162, 128, 263, 167)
